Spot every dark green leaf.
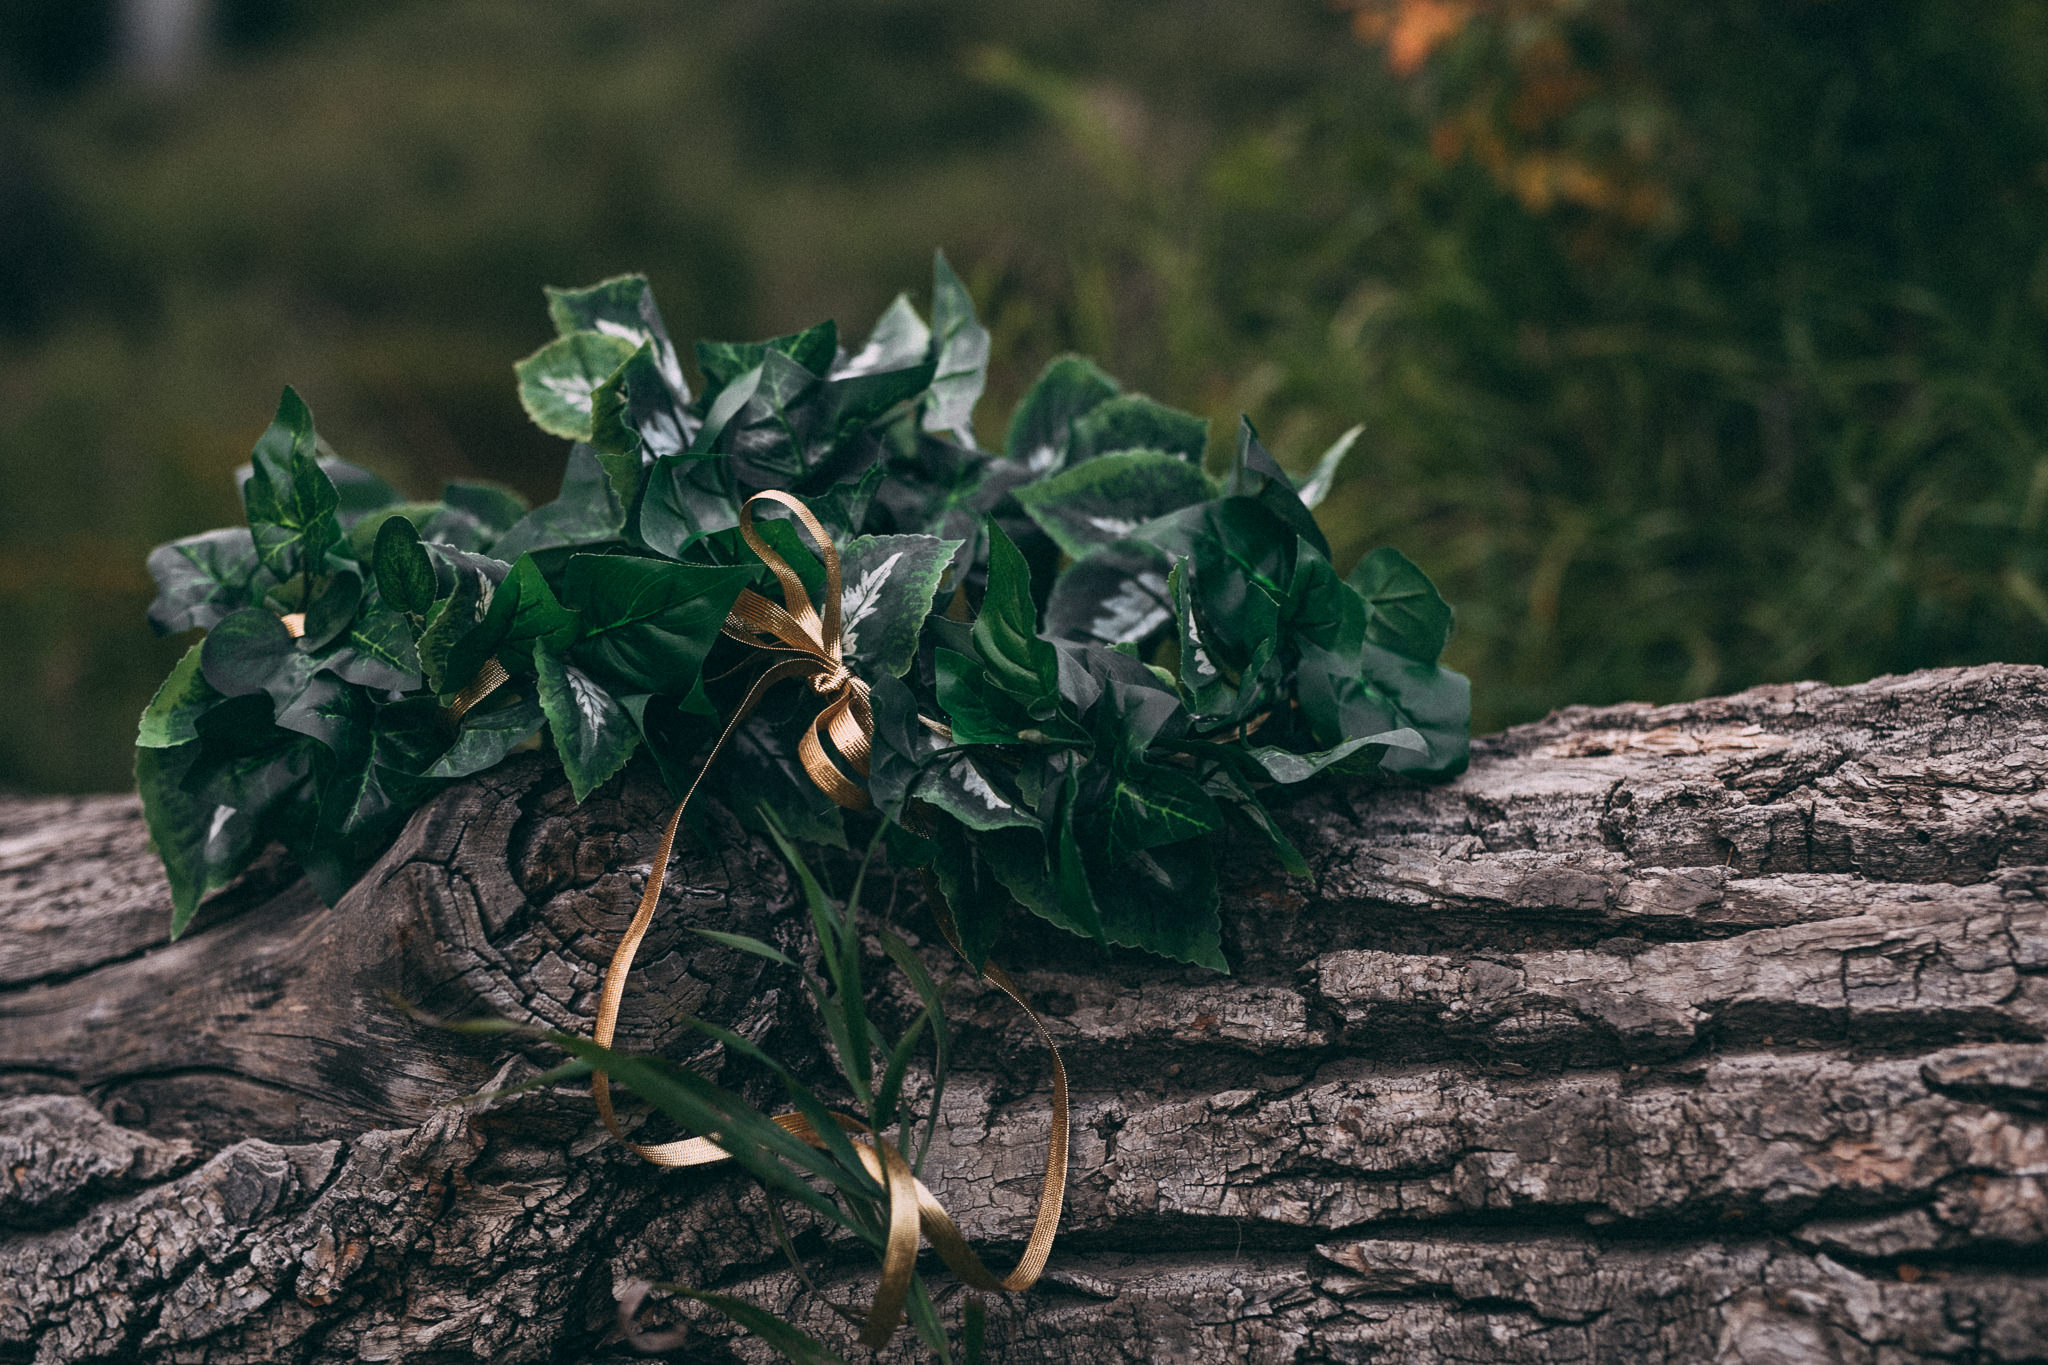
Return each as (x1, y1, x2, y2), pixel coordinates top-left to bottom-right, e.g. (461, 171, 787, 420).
(324, 604, 425, 691)
(588, 339, 692, 500)
(1068, 394, 1209, 466)
(1014, 450, 1215, 560)
(415, 565, 490, 695)
(1229, 417, 1329, 558)
(836, 533, 958, 677)
(923, 249, 989, 444)
(971, 519, 1061, 708)
(136, 642, 218, 749)
(562, 555, 753, 696)
(445, 551, 579, 684)
(295, 566, 362, 652)
(425, 691, 544, 780)
(696, 319, 838, 397)
(632, 451, 739, 557)
(137, 743, 260, 938)
(545, 274, 690, 406)
(200, 607, 312, 701)
(1107, 763, 1223, 853)
(373, 515, 438, 619)
(515, 331, 639, 442)
(1004, 355, 1119, 471)
(146, 528, 272, 635)
(1286, 545, 1365, 657)
(241, 387, 343, 596)
(1296, 424, 1363, 510)
(1086, 836, 1225, 971)
(535, 649, 639, 800)
(490, 445, 627, 560)
(839, 293, 929, 376)
(1044, 542, 1176, 647)
(1348, 546, 1453, 666)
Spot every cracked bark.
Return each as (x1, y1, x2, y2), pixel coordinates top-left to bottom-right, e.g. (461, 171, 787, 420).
(4, 663, 2048, 1363)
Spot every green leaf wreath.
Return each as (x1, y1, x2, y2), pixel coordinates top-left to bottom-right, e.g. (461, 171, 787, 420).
(136, 253, 1469, 968)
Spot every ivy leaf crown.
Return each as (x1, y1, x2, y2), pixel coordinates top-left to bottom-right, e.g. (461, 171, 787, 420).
(136, 251, 1470, 969)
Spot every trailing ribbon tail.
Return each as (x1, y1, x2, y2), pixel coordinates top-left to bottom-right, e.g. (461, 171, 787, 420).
(587, 489, 1068, 1351)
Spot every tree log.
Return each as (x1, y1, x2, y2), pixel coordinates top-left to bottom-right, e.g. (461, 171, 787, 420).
(4, 664, 2048, 1363)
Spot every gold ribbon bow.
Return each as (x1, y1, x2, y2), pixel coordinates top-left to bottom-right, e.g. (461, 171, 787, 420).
(590, 490, 1068, 1351)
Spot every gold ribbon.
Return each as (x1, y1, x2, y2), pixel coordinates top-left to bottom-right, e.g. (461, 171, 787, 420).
(591, 490, 1068, 1351)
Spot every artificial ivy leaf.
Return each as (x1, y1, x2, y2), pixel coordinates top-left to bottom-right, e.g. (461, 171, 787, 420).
(137, 742, 259, 938)
(589, 339, 693, 499)
(1246, 728, 1425, 784)
(1186, 509, 1288, 665)
(863, 671, 933, 822)
(923, 250, 989, 445)
(1205, 768, 1310, 878)
(442, 481, 529, 536)
(545, 274, 690, 408)
(1068, 395, 1209, 466)
(1004, 355, 1119, 472)
(1294, 639, 1470, 780)
(242, 387, 343, 596)
(322, 697, 446, 839)
(1286, 544, 1365, 657)
(928, 823, 1008, 969)
(839, 293, 929, 377)
(1230, 418, 1329, 558)
(1106, 763, 1223, 854)
(696, 320, 838, 401)
(1348, 545, 1453, 666)
(373, 515, 438, 620)
(324, 603, 425, 691)
(632, 452, 741, 557)
(276, 671, 372, 755)
(1085, 837, 1225, 971)
(1013, 450, 1215, 560)
(934, 649, 1036, 745)
(971, 519, 1061, 710)
(805, 461, 885, 546)
(1053, 774, 1107, 944)
(1071, 641, 1187, 755)
(720, 350, 934, 492)
(535, 649, 639, 800)
(1044, 542, 1176, 647)
(874, 682, 1037, 832)
(416, 561, 492, 695)
(836, 533, 959, 677)
(516, 331, 640, 442)
(1296, 424, 1363, 510)
(137, 642, 218, 749)
(297, 566, 363, 652)
(445, 551, 578, 685)
(561, 554, 753, 696)
(200, 607, 315, 703)
(146, 528, 270, 635)
(1357, 642, 1471, 779)
(490, 445, 627, 560)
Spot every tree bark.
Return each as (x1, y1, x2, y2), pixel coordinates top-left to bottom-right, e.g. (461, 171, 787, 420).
(4, 663, 2048, 1364)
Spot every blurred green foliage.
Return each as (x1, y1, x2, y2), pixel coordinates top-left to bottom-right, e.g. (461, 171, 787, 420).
(3, 0, 2046, 792)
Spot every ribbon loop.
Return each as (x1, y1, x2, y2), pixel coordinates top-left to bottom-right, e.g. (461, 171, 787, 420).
(589, 489, 1069, 1351)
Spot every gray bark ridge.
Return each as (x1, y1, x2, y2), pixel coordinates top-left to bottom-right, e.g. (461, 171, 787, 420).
(3, 663, 2046, 1363)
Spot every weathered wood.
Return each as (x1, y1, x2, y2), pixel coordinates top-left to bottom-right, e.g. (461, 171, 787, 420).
(4, 664, 2047, 1363)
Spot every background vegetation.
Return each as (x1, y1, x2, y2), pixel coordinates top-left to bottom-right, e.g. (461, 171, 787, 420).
(4, 0, 2047, 793)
